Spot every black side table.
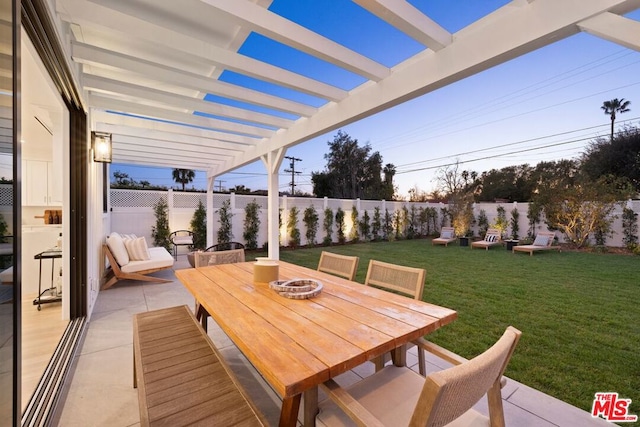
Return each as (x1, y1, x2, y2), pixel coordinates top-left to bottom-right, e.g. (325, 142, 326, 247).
(33, 248, 62, 310)
(505, 240, 519, 251)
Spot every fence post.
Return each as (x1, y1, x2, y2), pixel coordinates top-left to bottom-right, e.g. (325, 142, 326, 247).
(282, 195, 288, 247)
(206, 188, 213, 248)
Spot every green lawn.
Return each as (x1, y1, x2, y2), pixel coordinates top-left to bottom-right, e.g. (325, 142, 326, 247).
(250, 239, 640, 417)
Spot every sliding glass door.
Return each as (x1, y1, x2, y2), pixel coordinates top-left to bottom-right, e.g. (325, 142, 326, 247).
(0, 0, 19, 426)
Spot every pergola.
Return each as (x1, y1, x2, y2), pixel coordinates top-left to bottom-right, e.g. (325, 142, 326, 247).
(55, 0, 640, 258)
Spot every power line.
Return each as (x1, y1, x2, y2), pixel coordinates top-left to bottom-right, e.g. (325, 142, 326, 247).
(396, 135, 597, 175)
(284, 156, 302, 195)
(394, 116, 640, 171)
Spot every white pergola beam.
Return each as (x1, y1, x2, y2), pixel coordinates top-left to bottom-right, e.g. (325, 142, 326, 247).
(59, 1, 348, 102)
(89, 93, 275, 138)
(109, 155, 213, 170)
(98, 124, 249, 154)
(112, 143, 230, 164)
(199, 0, 390, 81)
(353, 0, 452, 50)
(91, 110, 262, 146)
(578, 12, 640, 52)
(83, 74, 294, 129)
(72, 41, 317, 117)
(222, 0, 640, 173)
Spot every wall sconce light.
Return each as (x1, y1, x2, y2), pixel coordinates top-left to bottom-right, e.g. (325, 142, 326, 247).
(92, 131, 112, 163)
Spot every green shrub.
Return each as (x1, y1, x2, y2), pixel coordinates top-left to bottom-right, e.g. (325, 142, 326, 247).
(359, 210, 371, 241)
(303, 204, 319, 246)
(335, 208, 346, 244)
(243, 199, 261, 250)
(216, 199, 234, 245)
(510, 208, 520, 240)
(151, 198, 171, 251)
(323, 208, 333, 246)
(350, 206, 359, 242)
(288, 207, 301, 247)
(622, 207, 638, 250)
(190, 200, 207, 250)
(371, 207, 381, 241)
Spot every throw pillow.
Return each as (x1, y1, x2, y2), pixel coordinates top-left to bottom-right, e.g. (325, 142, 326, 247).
(125, 237, 151, 261)
(106, 232, 129, 266)
(441, 230, 453, 239)
(533, 234, 550, 246)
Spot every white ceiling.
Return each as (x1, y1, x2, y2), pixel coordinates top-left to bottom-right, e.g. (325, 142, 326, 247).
(52, 0, 640, 179)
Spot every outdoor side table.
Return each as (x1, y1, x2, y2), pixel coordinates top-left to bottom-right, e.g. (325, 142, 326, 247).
(33, 248, 62, 310)
(505, 240, 519, 251)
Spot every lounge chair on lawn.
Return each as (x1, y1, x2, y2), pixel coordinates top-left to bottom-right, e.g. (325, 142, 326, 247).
(432, 227, 457, 246)
(513, 231, 560, 256)
(471, 228, 502, 250)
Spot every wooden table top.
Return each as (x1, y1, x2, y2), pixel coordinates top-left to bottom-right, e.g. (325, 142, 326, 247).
(175, 261, 457, 399)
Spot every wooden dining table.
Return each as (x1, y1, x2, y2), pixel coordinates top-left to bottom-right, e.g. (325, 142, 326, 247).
(175, 261, 457, 427)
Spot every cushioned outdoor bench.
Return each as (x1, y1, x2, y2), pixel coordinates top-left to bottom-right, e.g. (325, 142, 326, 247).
(133, 305, 266, 427)
(102, 232, 174, 290)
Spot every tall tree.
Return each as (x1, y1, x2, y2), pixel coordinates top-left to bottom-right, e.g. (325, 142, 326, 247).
(581, 126, 640, 192)
(172, 168, 195, 191)
(311, 130, 394, 200)
(601, 98, 631, 142)
(434, 161, 477, 197)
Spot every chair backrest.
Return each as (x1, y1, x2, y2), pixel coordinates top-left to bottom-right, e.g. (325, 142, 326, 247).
(439, 227, 455, 239)
(204, 242, 245, 252)
(170, 230, 193, 244)
(411, 326, 522, 427)
(484, 228, 501, 242)
(533, 231, 555, 247)
(364, 260, 425, 300)
(194, 249, 245, 268)
(317, 251, 359, 281)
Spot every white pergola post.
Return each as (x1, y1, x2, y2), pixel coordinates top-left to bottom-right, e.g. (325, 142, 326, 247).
(261, 148, 285, 260)
(206, 176, 215, 248)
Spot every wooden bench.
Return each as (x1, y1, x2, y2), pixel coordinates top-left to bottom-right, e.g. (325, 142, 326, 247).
(133, 305, 266, 426)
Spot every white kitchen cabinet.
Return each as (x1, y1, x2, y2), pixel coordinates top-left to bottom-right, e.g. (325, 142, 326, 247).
(22, 160, 62, 206)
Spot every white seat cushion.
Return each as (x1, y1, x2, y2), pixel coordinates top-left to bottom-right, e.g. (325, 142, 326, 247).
(106, 232, 129, 266)
(120, 247, 174, 273)
(173, 235, 193, 245)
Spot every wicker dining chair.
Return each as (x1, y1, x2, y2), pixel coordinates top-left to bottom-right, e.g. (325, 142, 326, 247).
(365, 260, 427, 374)
(317, 251, 359, 281)
(317, 326, 522, 427)
(193, 248, 245, 331)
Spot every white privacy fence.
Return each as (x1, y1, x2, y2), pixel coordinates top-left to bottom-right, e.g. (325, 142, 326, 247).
(109, 189, 640, 248)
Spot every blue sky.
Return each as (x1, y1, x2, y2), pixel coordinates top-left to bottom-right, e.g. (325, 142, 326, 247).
(112, 1, 640, 197)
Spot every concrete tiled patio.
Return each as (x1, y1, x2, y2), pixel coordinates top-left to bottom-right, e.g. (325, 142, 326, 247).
(53, 257, 611, 427)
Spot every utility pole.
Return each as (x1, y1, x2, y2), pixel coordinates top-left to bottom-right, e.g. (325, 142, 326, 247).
(284, 156, 302, 196)
(215, 180, 225, 192)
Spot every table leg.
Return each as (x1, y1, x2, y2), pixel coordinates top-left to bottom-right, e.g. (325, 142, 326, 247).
(304, 386, 319, 426)
(391, 343, 407, 367)
(279, 394, 301, 427)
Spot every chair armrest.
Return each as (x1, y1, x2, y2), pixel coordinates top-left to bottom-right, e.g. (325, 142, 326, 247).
(412, 337, 469, 366)
(413, 338, 509, 388)
(320, 379, 385, 427)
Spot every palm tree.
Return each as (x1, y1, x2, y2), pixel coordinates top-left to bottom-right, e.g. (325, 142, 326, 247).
(601, 98, 631, 142)
(171, 168, 195, 191)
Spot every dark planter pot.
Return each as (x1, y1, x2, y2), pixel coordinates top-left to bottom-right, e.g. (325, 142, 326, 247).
(505, 240, 519, 251)
(459, 237, 469, 247)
